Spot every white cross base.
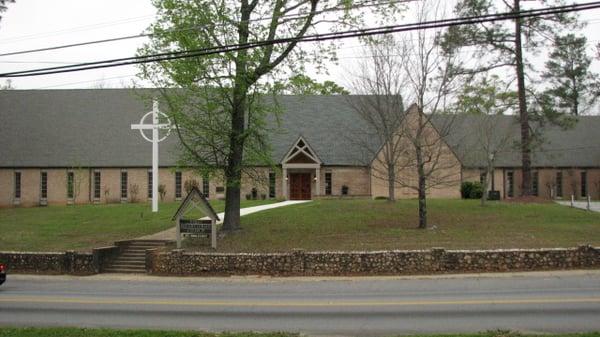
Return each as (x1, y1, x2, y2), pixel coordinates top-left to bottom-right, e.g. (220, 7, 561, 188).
(131, 100, 173, 212)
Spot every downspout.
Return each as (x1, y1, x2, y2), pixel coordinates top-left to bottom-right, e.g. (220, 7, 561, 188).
(502, 168, 506, 199)
(88, 168, 92, 203)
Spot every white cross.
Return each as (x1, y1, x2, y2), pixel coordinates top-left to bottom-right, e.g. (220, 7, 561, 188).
(131, 100, 173, 212)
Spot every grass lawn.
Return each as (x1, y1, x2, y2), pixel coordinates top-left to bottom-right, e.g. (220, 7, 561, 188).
(0, 328, 598, 337)
(0, 199, 275, 252)
(195, 199, 600, 252)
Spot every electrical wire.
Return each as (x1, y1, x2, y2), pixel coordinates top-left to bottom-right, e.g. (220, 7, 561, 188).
(0, 0, 414, 58)
(2, 1, 599, 78)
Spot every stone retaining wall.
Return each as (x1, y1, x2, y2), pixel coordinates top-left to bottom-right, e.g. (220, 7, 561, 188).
(2, 245, 599, 276)
(148, 245, 600, 276)
(1, 250, 100, 275)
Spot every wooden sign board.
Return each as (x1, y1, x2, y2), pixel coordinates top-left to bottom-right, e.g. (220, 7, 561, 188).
(172, 187, 220, 249)
(180, 219, 212, 236)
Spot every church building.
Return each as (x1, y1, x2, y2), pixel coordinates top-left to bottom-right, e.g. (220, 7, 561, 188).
(1, 89, 599, 207)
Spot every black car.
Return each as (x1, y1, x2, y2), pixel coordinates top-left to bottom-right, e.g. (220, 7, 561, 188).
(0, 263, 5, 285)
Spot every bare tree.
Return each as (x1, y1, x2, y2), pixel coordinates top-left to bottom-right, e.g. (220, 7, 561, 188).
(395, 0, 461, 229)
(453, 75, 517, 205)
(350, 0, 461, 228)
(348, 36, 406, 202)
(474, 116, 514, 205)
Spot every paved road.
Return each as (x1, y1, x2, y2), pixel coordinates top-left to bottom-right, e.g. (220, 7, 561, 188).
(1, 271, 600, 336)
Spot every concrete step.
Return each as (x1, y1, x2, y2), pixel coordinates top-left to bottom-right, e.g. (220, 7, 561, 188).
(113, 257, 145, 263)
(112, 257, 145, 263)
(120, 253, 146, 258)
(102, 240, 169, 274)
(110, 262, 146, 269)
(103, 268, 146, 274)
(121, 249, 151, 253)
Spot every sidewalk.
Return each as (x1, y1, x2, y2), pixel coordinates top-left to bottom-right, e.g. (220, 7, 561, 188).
(556, 200, 600, 212)
(139, 200, 311, 240)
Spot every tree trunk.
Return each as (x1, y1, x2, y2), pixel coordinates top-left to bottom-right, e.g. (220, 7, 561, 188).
(481, 164, 493, 206)
(222, 98, 246, 231)
(222, 1, 251, 232)
(388, 163, 396, 202)
(416, 145, 427, 229)
(418, 170, 427, 229)
(514, 0, 532, 196)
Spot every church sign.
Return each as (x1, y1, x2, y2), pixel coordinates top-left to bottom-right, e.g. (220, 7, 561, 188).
(180, 219, 212, 235)
(172, 187, 220, 249)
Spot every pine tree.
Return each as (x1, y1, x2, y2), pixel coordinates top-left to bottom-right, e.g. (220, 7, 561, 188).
(542, 34, 599, 116)
(441, 0, 578, 196)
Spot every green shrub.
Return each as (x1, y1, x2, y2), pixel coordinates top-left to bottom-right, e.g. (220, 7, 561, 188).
(461, 181, 484, 199)
(469, 182, 484, 199)
(461, 182, 473, 199)
(374, 196, 389, 200)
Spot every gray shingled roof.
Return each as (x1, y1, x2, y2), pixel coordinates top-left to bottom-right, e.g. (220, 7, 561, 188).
(0, 89, 378, 168)
(1, 89, 598, 168)
(434, 114, 600, 168)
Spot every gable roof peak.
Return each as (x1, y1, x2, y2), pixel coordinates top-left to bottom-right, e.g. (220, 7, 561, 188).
(281, 135, 322, 164)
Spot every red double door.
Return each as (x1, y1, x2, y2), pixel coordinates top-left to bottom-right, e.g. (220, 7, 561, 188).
(289, 173, 312, 200)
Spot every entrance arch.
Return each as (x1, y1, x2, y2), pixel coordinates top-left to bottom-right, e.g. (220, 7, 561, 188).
(281, 136, 322, 200)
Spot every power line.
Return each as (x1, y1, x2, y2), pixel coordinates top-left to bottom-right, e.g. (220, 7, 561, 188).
(2, 1, 599, 78)
(0, 0, 413, 58)
(0, 14, 155, 44)
(34, 74, 138, 89)
(0, 33, 150, 57)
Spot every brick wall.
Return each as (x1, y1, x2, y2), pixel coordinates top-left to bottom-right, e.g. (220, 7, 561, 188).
(461, 168, 600, 200)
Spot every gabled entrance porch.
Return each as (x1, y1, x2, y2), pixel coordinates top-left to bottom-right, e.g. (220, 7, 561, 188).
(281, 136, 322, 200)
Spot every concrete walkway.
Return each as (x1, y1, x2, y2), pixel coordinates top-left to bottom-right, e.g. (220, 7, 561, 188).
(139, 200, 311, 241)
(556, 200, 600, 212)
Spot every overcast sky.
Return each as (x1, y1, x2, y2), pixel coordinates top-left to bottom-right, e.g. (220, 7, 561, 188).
(0, 0, 598, 90)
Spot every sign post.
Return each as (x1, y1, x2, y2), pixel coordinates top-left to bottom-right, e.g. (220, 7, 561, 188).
(131, 100, 173, 212)
(172, 187, 220, 249)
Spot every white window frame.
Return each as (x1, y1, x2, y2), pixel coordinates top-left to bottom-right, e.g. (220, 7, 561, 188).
(93, 170, 101, 202)
(120, 169, 128, 202)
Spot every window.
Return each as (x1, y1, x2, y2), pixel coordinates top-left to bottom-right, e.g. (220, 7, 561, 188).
(14, 171, 21, 200)
(532, 171, 539, 197)
(93, 171, 101, 200)
(325, 172, 332, 195)
(480, 172, 486, 185)
(507, 171, 514, 198)
(581, 171, 587, 197)
(147, 171, 153, 199)
(556, 171, 563, 198)
(175, 171, 182, 199)
(67, 171, 74, 200)
(120, 171, 128, 200)
(269, 172, 276, 198)
(40, 171, 48, 200)
(203, 175, 210, 197)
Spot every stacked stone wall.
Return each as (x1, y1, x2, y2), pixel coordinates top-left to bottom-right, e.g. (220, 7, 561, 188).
(148, 246, 600, 276)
